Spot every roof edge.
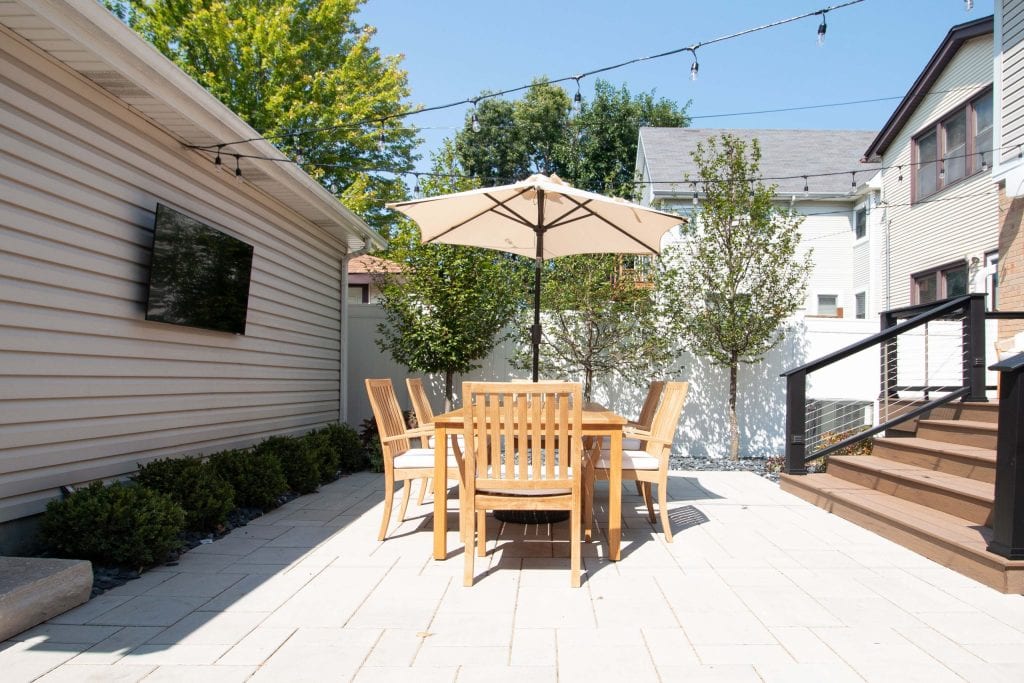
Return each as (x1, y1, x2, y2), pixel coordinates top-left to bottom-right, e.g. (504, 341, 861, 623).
(862, 15, 993, 162)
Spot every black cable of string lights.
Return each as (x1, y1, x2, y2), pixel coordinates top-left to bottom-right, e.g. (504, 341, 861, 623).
(187, 0, 866, 153)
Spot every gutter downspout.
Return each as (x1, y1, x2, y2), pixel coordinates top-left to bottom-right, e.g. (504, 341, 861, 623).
(339, 242, 372, 424)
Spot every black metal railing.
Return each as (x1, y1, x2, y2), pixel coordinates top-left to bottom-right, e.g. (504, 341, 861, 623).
(782, 294, 987, 475)
(988, 351, 1024, 561)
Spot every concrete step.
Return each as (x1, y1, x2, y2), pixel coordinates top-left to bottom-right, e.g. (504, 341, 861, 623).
(0, 557, 91, 641)
(916, 419, 999, 450)
(826, 455, 993, 525)
(871, 437, 997, 484)
(779, 473, 1024, 594)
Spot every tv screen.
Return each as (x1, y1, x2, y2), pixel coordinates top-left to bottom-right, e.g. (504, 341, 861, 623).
(145, 204, 254, 335)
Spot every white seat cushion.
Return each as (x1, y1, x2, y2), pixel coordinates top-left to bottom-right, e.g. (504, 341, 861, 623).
(426, 434, 466, 450)
(622, 436, 644, 450)
(596, 449, 659, 471)
(394, 448, 459, 469)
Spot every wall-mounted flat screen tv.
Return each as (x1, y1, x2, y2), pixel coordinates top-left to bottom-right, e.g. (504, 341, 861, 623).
(145, 204, 254, 335)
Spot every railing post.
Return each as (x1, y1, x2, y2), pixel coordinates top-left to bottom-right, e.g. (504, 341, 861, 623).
(987, 360, 1024, 560)
(963, 293, 988, 402)
(784, 370, 807, 475)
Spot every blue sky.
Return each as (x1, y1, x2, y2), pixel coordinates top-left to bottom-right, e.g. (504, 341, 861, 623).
(358, 0, 994, 175)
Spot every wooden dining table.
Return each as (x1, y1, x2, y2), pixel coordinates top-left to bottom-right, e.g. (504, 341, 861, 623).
(431, 403, 628, 561)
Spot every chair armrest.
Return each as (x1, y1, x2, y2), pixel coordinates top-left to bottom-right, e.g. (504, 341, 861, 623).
(623, 427, 652, 439)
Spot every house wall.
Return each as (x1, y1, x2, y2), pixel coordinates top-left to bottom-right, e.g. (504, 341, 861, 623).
(0, 29, 350, 523)
(998, 185, 1024, 337)
(659, 199, 860, 318)
(880, 35, 999, 310)
(1001, 0, 1024, 165)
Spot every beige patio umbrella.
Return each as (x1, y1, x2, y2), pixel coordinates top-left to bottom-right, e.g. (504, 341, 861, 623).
(387, 173, 685, 381)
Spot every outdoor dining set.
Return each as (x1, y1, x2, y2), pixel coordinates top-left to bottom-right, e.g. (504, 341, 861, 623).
(365, 377, 689, 588)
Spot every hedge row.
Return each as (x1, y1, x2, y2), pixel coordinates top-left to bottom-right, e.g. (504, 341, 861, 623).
(41, 422, 367, 569)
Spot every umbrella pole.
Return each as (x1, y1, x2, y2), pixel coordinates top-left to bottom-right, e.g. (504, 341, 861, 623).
(532, 191, 545, 382)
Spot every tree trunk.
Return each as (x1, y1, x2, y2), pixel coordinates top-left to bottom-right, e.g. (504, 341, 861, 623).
(583, 366, 594, 403)
(444, 370, 454, 412)
(729, 352, 740, 461)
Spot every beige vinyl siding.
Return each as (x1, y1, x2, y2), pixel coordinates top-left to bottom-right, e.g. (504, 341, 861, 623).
(880, 35, 999, 309)
(0, 30, 349, 521)
(1002, 0, 1024, 162)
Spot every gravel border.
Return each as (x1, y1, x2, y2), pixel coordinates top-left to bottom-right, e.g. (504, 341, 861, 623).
(670, 455, 781, 483)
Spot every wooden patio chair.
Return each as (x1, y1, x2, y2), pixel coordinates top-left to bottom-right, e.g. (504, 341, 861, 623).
(406, 377, 466, 505)
(459, 381, 585, 587)
(627, 380, 666, 494)
(586, 381, 689, 542)
(365, 378, 460, 541)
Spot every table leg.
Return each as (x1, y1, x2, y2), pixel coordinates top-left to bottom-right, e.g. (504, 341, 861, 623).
(433, 425, 448, 560)
(609, 429, 622, 561)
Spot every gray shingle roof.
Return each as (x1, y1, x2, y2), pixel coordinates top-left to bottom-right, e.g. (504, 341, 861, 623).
(639, 127, 881, 198)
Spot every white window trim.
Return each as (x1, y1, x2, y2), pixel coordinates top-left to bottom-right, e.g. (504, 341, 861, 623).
(853, 289, 868, 319)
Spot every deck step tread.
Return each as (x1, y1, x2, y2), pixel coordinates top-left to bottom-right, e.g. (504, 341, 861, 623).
(781, 473, 1021, 565)
(918, 419, 999, 432)
(828, 455, 994, 501)
(874, 437, 996, 462)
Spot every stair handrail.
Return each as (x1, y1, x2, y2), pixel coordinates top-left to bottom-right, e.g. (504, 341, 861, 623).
(781, 295, 974, 378)
(783, 294, 987, 474)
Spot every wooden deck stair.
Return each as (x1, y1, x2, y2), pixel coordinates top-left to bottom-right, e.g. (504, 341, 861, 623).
(781, 401, 1024, 593)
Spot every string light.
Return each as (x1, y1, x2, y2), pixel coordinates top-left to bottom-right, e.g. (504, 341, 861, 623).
(850, 171, 857, 188)
(573, 76, 583, 112)
(817, 12, 827, 47)
(939, 159, 945, 180)
(234, 154, 243, 182)
(470, 100, 482, 133)
(897, 166, 903, 182)
(412, 173, 421, 196)
(378, 129, 386, 152)
(214, 145, 223, 167)
(189, 1, 866, 151)
(803, 176, 809, 194)
(965, 0, 974, 10)
(688, 48, 699, 82)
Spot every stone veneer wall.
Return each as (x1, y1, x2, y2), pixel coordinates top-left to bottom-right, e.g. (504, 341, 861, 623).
(998, 183, 1024, 339)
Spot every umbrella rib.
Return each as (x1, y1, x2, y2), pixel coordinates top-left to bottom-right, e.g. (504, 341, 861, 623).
(553, 195, 665, 254)
(423, 188, 535, 243)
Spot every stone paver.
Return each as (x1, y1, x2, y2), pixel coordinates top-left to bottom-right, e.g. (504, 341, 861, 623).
(5, 470, 1024, 681)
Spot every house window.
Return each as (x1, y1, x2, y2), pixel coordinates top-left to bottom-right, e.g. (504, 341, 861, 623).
(913, 90, 993, 201)
(855, 292, 866, 319)
(912, 262, 968, 304)
(348, 284, 369, 304)
(818, 295, 838, 317)
(854, 208, 867, 240)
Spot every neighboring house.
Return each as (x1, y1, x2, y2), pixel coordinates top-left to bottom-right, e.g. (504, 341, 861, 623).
(346, 254, 401, 304)
(994, 1, 1024, 339)
(0, 2, 385, 544)
(862, 16, 998, 312)
(637, 127, 883, 320)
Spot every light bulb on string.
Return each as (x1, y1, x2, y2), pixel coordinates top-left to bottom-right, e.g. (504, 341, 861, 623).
(573, 76, 582, 112)
(234, 155, 243, 183)
(897, 166, 903, 182)
(851, 172, 857, 189)
(965, 0, 974, 10)
(981, 152, 989, 172)
(377, 129, 386, 153)
(214, 145, 223, 167)
(413, 173, 421, 197)
(817, 12, 827, 47)
(939, 160, 945, 181)
(803, 176, 809, 195)
(688, 48, 699, 81)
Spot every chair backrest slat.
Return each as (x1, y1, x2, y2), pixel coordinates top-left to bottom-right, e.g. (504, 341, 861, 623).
(365, 379, 410, 461)
(462, 381, 582, 489)
(647, 381, 689, 463)
(637, 380, 666, 429)
(406, 377, 436, 427)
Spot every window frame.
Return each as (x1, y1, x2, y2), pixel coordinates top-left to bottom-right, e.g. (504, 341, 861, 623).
(854, 291, 867, 319)
(347, 283, 369, 304)
(854, 207, 867, 241)
(912, 88, 993, 203)
(817, 294, 839, 318)
(911, 261, 969, 305)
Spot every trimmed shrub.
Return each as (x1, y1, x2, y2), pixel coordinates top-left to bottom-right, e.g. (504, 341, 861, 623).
(210, 448, 288, 510)
(303, 428, 340, 484)
(256, 435, 320, 494)
(323, 422, 368, 474)
(134, 456, 235, 531)
(358, 417, 386, 473)
(41, 481, 184, 568)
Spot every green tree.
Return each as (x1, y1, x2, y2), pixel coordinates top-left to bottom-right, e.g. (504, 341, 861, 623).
(375, 143, 527, 406)
(106, 0, 416, 235)
(453, 79, 688, 396)
(515, 255, 675, 402)
(658, 134, 813, 461)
